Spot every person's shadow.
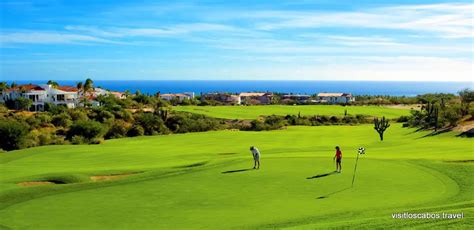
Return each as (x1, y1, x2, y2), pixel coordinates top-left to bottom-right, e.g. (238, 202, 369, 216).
(221, 168, 253, 174)
(316, 187, 351, 199)
(306, 171, 337, 179)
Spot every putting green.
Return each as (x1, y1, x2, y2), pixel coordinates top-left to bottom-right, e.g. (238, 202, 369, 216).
(173, 105, 412, 119)
(0, 158, 459, 229)
(0, 125, 472, 229)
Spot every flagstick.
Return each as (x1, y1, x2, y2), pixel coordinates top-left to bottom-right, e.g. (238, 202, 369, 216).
(351, 153, 360, 188)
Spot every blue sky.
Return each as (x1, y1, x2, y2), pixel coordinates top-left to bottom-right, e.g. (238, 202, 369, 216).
(0, 0, 472, 81)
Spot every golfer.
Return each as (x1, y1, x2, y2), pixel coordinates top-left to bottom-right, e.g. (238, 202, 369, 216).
(334, 146, 342, 173)
(250, 146, 260, 169)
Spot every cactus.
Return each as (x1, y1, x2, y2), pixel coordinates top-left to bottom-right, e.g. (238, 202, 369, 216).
(422, 102, 439, 130)
(157, 108, 168, 121)
(374, 116, 390, 141)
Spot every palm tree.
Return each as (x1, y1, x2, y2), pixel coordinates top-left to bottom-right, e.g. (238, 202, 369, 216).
(47, 80, 59, 88)
(84, 78, 94, 93)
(0, 82, 8, 92)
(124, 90, 131, 98)
(76, 82, 83, 91)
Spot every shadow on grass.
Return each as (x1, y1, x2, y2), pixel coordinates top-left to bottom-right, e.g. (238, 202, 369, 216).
(306, 171, 337, 180)
(221, 168, 253, 174)
(316, 187, 352, 199)
(418, 127, 453, 138)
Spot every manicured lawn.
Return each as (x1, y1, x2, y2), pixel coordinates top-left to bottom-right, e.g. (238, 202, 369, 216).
(0, 125, 472, 229)
(173, 105, 413, 119)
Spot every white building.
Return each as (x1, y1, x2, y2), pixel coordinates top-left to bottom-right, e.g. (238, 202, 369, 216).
(317, 93, 355, 104)
(239, 92, 273, 105)
(1, 84, 79, 111)
(160, 92, 194, 101)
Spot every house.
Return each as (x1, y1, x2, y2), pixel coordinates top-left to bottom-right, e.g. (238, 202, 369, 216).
(239, 92, 273, 105)
(160, 92, 194, 101)
(201, 93, 241, 105)
(110, 91, 126, 99)
(1, 84, 79, 111)
(317, 93, 354, 104)
(282, 94, 311, 103)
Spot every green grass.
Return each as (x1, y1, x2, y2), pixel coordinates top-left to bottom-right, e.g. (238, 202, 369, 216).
(0, 125, 472, 229)
(172, 105, 412, 119)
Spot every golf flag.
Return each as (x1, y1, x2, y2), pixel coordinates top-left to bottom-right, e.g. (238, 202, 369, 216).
(352, 147, 365, 187)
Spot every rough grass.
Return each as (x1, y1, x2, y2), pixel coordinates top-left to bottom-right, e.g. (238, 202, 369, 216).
(0, 125, 472, 229)
(173, 105, 412, 119)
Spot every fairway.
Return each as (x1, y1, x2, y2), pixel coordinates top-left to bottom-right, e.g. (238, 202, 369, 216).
(1, 125, 473, 229)
(173, 105, 412, 119)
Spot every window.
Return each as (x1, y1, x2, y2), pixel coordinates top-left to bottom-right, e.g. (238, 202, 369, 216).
(57, 94, 65, 101)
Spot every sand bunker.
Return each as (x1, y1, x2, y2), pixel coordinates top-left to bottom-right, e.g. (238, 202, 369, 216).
(18, 181, 55, 187)
(90, 172, 142, 182)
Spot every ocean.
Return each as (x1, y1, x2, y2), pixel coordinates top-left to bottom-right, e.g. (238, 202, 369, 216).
(10, 80, 473, 96)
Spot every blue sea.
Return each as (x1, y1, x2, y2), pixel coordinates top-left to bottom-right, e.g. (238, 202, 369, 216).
(11, 80, 473, 96)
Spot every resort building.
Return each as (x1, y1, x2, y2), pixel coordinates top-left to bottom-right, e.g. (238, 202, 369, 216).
(160, 92, 194, 101)
(1, 84, 79, 111)
(201, 93, 241, 105)
(239, 92, 274, 105)
(317, 93, 355, 104)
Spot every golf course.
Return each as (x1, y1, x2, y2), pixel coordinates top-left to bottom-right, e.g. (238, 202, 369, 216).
(173, 105, 413, 119)
(0, 124, 472, 229)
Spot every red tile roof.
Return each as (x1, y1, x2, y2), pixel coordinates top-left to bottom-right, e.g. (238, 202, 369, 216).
(57, 86, 78, 92)
(5, 84, 45, 92)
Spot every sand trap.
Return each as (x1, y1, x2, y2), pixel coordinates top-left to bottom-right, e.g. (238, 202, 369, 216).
(90, 172, 140, 182)
(18, 181, 55, 187)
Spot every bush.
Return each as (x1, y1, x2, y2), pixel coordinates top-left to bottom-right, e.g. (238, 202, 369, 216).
(165, 113, 221, 133)
(396, 116, 410, 123)
(0, 104, 8, 113)
(68, 109, 89, 121)
(0, 120, 29, 150)
(244, 116, 287, 131)
(90, 108, 115, 123)
(45, 103, 68, 115)
(67, 120, 105, 142)
(71, 135, 87, 145)
(135, 113, 169, 135)
(127, 125, 144, 137)
(15, 97, 33, 111)
(51, 113, 72, 128)
(105, 121, 130, 139)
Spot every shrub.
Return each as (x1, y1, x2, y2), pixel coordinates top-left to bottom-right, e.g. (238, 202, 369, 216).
(165, 113, 221, 133)
(105, 121, 130, 139)
(135, 113, 169, 135)
(89, 107, 115, 123)
(15, 97, 33, 111)
(396, 116, 410, 123)
(127, 125, 145, 137)
(71, 135, 87, 145)
(0, 120, 29, 150)
(67, 120, 105, 142)
(45, 103, 68, 115)
(0, 104, 8, 113)
(342, 115, 358, 124)
(68, 109, 89, 121)
(51, 113, 72, 128)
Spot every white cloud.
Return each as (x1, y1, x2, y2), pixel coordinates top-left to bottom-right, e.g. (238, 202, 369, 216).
(65, 23, 237, 38)
(252, 3, 474, 38)
(0, 32, 120, 45)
